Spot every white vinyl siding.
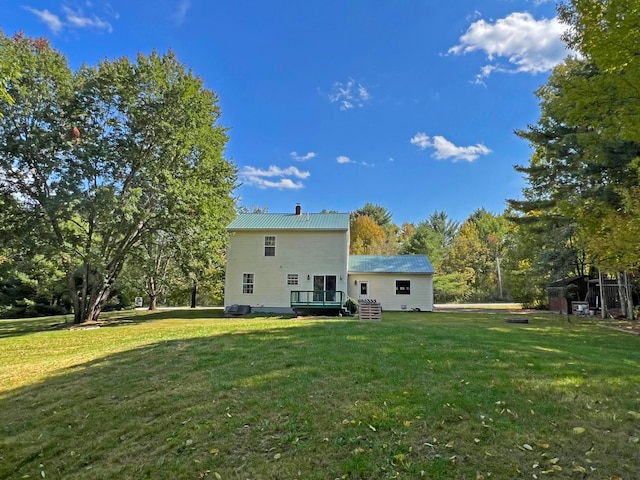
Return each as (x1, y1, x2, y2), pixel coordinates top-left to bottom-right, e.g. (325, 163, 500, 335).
(225, 229, 349, 311)
(348, 274, 433, 312)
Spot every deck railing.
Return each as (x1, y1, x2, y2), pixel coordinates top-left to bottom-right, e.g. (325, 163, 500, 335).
(290, 290, 345, 308)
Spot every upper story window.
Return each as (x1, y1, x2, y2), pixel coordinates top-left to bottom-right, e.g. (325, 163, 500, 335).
(264, 236, 276, 256)
(396, 280, 411, 295)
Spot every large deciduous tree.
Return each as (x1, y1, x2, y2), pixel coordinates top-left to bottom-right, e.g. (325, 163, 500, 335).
(0, 32, 237, 323)
(350, 215, 387, 254)
(559, 0, 640, 142)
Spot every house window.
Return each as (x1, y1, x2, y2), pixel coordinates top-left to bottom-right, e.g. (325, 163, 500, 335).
(287, 274, 299, 286)
(396, 280, 411, 295)
(264, 236, 276, 256)
(243, 273, 254, 294)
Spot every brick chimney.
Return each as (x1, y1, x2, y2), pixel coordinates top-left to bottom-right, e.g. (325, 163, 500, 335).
(295, 203, 301, 215)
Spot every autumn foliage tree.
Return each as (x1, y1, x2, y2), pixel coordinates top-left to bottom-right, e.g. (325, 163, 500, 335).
(350, 215, 387, 254)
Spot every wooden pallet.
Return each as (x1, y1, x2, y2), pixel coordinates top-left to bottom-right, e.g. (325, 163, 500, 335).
(358, 300, 382, 321)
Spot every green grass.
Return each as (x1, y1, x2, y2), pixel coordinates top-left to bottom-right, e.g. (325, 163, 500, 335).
(1, 310, 639, 479)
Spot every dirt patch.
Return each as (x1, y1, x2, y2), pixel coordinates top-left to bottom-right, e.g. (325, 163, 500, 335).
(597, 320, 640, 335)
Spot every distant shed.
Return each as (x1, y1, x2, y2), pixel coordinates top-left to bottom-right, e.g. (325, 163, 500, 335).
(547, 276, 589, 314)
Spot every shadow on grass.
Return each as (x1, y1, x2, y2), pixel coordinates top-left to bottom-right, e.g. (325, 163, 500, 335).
(0, 308, 227, 339)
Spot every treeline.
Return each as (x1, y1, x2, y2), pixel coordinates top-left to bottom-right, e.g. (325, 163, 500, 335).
(350, 204, 530, 304)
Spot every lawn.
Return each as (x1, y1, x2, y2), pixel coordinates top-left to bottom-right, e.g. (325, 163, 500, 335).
(1, 310, 639, 479)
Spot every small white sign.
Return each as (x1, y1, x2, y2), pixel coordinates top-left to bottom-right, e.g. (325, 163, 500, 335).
(135, 297, 143, 307)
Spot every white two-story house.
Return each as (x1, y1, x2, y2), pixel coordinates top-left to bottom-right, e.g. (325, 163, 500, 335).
(224, 205, 434, 315)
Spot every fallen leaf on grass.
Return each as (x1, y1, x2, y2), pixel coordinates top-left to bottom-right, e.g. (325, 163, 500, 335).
(627, 411, 640, 420)
(273, 453, 281, 460)
(573, 427, 586, 435)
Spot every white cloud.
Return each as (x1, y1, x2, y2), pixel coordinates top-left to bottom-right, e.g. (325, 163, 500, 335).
(410, 132, 431, 150)
(23, 7, 63, 34)
(448, 12, 574, 82)
(24, 5, 114, 34)
(240, 165, 309, 190)
(174, 0, 191, 25)
(411, 132, 491, 162)
(290, 151, 317, 162)
(328, 77, 371, 111)
(336, 156, 354, 164)
(62, 7, 113, 32)
(357, 84, 371, 101)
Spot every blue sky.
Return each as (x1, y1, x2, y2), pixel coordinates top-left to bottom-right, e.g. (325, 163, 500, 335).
(2, 1, 574, 225)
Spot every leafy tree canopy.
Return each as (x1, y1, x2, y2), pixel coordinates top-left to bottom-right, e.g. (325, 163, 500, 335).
(0, 32, 237, 323)
(352, 203, 393, 228)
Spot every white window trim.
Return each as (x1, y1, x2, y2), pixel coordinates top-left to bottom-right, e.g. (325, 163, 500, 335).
(242, 272, 255, 294)
(264, 235, 276, 256)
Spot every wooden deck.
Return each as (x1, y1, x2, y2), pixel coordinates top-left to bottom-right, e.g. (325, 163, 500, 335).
(290, 290, 347, 316)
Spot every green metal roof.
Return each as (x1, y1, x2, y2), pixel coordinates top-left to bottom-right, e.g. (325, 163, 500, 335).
(349, 255, 434, 274)
(227, 213, 349, 231)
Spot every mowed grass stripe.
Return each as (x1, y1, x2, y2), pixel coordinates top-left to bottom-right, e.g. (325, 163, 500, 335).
(1, 311, 639, 479)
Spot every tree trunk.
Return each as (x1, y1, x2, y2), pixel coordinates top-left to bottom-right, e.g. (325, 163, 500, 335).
(191, 280, 197, 308)
(68, 274, 83, 325)
(624, 271, 634, 320)
(617, 271, 628, 318)
(599, 269, 607, 319)
(149, 294, 158, 311)
(496, 256, 503, 299)
(147, 276, 159, 310)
